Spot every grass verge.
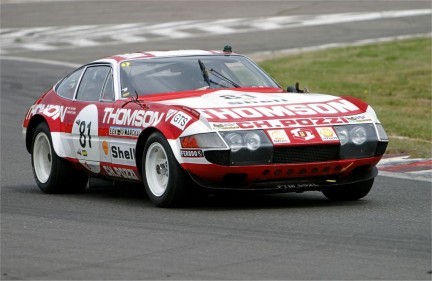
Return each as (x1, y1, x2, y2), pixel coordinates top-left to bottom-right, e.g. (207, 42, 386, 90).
(259, 37, 432, 158)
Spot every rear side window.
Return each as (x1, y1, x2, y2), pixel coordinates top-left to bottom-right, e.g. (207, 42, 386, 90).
(56, 68, 84, 99)
(101, 70, 114, 101)
(76, 66, 111, 102)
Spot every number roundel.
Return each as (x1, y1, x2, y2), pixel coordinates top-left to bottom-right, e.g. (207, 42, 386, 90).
(72, 105, 99, 162)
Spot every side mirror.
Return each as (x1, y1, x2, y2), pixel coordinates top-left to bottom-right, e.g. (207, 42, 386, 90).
(287, 82, 308, 93)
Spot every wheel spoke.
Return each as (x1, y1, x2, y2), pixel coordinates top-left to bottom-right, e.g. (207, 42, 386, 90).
(145, 142, 170, 197)
(33, 132, 53, 184)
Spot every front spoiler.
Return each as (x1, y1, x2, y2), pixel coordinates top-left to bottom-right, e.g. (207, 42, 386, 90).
(189, 167, 378, 192)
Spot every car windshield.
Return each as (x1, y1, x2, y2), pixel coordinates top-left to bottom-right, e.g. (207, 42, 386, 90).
(119, 55, 280, 96)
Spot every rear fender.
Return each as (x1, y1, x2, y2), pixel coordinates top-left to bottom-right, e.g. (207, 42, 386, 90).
(24, 112, 69, 158)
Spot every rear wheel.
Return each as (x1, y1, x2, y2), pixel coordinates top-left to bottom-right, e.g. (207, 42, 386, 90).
(142, 132, 188, 207)
(322, 178, 374, 201)
(31, 122, 88, 193)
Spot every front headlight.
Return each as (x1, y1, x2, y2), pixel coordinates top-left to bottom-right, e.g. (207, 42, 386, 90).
(219, 130, 270, 152)
(219, 130, 273, 165)
(350, 126, 367, 145)
(335, 127, 349, 146)
(335, 124, 378, 159)
(224, 133, 243, 152)
(244, 132, 261, 151)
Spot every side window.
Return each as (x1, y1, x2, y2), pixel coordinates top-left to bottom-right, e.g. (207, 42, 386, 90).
(101, 70, 115, 101)
(56, 68, 84, 99)
(76, 66, 110, 102)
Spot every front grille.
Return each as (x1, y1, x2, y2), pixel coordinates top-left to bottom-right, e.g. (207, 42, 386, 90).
(204, 150, 230, 166)
(273, 145, 340, 163)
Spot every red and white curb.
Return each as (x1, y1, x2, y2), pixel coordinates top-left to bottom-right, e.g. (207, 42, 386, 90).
(378, 156, 432, 182)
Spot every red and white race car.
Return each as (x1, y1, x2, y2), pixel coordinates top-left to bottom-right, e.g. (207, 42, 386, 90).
(23, 47, 388, 207)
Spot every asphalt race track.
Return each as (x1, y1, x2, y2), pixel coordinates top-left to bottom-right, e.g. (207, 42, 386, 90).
(1, 1, 431, 280)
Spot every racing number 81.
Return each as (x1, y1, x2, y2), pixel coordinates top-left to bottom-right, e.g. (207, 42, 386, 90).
(79, 121, 92, 148)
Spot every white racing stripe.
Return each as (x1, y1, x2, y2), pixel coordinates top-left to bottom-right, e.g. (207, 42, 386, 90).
(0, 9, 430, 54)
(408, 170, 432, 175)
(249, 33, 432, 61)
(0, 56, 80, 68)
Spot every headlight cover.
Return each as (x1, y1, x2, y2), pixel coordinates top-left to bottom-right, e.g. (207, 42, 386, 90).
(335, 124, 378, 159)
(219, 130, 273, 165)
(244, 132, 261, 151)
(223, 132, 244, 152)
(336, 127, 349, 146)
(350, 126, 367, 145)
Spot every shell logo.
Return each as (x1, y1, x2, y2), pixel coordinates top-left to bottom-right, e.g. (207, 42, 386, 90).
(319, 128, 335, 138)
(270, 130, 285, 140)
(317, 127, 338, 141)
(268, 130, 290, 144)
(102, 141, 109, 155)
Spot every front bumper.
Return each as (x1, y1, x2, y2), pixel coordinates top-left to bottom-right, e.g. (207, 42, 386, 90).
(183, 156, 381, 192)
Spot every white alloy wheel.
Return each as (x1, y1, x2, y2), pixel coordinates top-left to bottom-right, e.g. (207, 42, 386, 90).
(31, 122, 88, 193)
(33, 132, 53, 183)
(145, 142, 169, 197)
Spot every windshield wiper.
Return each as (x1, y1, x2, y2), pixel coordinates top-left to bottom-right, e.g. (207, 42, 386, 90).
(198, 60, 236, 88)
(121, 90, 148, 109)
(209, 68, 240, 88)
(198, 59, 211, 87)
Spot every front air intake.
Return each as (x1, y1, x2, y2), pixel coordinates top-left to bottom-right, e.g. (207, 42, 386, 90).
(273, 145, 340, 164)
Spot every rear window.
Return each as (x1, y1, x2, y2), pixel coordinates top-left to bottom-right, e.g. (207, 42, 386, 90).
(55, 68, 84, 99)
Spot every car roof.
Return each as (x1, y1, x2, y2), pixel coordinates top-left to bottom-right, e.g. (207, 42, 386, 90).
(94, 49, 237, 64)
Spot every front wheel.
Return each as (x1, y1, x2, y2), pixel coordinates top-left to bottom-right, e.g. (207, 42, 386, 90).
(142, 132, 188, 207)
(322, 178, 374, 201)
(31, 122, 88, 193)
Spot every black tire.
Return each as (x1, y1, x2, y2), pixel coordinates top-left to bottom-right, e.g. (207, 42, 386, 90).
(322, 178, 374, 201)
(31, 122, 88, 193)
(142, 132, 188, 207)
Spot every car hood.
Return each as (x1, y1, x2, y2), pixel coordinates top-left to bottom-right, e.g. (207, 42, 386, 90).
(159, 89, 371, 125)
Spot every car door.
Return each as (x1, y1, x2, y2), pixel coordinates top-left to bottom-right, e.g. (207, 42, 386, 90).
(69, 64, 114, 173)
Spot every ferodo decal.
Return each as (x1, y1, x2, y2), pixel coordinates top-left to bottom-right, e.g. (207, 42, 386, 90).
(25, 104, 76, 122)
(170, 111, 192, 130)
(317, 127, 338, 141)
(72, 105, 99, 161)
(103, 108, 164, 127)
(198, 99, 360, 120)
(180, 149, 203, 158)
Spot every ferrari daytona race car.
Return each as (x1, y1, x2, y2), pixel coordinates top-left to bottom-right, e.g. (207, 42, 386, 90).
(23, 47, 388, 207)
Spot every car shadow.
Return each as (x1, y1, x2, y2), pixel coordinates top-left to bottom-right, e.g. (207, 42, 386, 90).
(7, 181, 368, 211)
(84, 181, 367, 210)
(184, 190, 367, 210)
